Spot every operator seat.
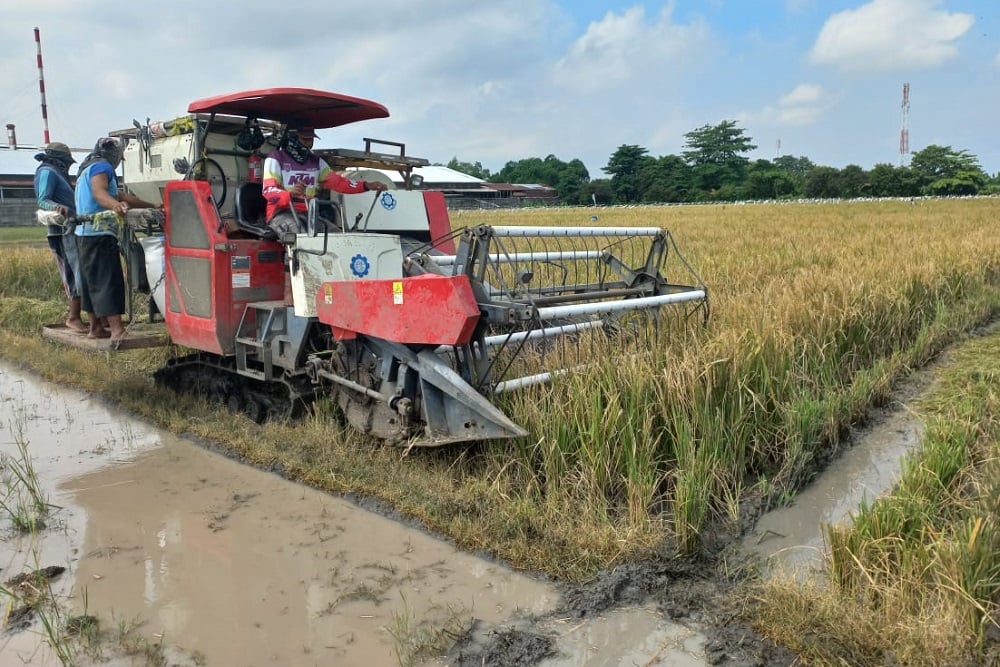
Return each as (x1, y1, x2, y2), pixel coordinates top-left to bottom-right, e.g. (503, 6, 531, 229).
(234, 181, 277, 240)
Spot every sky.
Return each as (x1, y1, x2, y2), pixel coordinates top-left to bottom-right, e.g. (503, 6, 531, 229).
(1, 0, 997, 179)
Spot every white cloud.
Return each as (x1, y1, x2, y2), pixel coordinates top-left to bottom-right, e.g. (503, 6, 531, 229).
(552, 5, 711, 93)
(742, 83, 829, 129)
(780, 84, 823, 107)
(810, 0, 973, 72)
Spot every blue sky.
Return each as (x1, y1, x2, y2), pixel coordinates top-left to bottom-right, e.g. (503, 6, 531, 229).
(1, 1, 996, 178)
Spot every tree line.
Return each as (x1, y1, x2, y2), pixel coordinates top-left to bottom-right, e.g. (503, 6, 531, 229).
(443, 120, 1000, 205)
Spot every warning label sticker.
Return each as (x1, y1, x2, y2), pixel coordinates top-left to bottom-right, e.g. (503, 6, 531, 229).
(232, 256, 250, 288)
(392, 281, 403, 305)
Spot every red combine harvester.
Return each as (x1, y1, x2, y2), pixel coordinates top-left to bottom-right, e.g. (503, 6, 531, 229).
(44, 88, 709, 447)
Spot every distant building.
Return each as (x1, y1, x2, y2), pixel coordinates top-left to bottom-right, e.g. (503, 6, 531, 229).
(0, 144, 89, 227)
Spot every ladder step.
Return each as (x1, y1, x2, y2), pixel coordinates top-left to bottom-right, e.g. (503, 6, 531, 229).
(235, 337, 263, 347)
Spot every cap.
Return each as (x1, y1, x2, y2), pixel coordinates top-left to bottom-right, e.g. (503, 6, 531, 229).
(291, 124, 320, 140)
(95, 136, 122, 151)
(34, 141, 76, 164)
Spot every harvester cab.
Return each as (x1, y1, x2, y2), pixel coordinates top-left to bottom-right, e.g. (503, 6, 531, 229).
(51, 87, 709, 447)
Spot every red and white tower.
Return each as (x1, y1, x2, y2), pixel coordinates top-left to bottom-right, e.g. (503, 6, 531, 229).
(35, 27, 51, 146)
(899, 82, 910, 166)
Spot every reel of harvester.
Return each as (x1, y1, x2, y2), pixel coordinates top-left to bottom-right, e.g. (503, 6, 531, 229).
(413, 223, 709, 398)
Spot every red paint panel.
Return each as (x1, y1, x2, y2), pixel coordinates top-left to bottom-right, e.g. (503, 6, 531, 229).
(163, 181, 284, 355)
(187, 88, 389, 128)
(423, 191, 455, 254)
(316, 274, 480, 346)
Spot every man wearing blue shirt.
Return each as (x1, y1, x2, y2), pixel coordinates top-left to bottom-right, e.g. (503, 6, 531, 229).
(34, 141, 91, 333)
(74, 137, 158, 342)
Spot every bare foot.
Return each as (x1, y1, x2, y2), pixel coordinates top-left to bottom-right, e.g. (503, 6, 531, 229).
(87, 329, 110, 339)
(109, 331, 128, 349)
(66, 318, 88, 334)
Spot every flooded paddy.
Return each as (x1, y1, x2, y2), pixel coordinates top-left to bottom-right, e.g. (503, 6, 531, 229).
(0, 363, 557, 665)
(0, 357, 933, 666)
(0, 363, 719, 666)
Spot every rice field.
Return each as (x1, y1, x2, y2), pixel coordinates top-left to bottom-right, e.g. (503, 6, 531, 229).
(2, 198, 999, 662)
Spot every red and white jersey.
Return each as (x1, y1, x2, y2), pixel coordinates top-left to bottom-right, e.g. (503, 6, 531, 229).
(262, 148, 367, 220)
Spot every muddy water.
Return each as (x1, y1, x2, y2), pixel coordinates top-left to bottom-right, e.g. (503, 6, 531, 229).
(746, 404, 924, 574)
(1, 363, 714, 666)
(537, 606, 705, 666)
(0, 364, 556, 665)
(0, 357, 929, 666)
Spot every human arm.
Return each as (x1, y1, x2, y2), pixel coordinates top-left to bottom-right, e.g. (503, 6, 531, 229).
(318, 160, 387, 194)
(35, 168, 73, 217)
(89, 171, 127, 215)
(118, 190, 160, 209)
(261, 153, 293, 210)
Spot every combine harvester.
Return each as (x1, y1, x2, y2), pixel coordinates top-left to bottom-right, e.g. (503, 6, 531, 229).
(44, 87, 708, 447)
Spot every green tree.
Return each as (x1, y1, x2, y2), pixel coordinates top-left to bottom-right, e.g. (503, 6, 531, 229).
(445, 157, 491, 180)
(839, 164, 868, 198)
(909, 145, 987, 195)
(582, 178, 614, 205)
(772, 155, 814, 196)
(638, 155, 692, 203)
(867, 163, 903, 197)
(803, 166, 842, 198)
(682, 120, 757, 195)
(603, 145, 653, 203)
(982, 172, 1000, 196)
(492, 155, 591, 204)
(743, 160, 798, 200)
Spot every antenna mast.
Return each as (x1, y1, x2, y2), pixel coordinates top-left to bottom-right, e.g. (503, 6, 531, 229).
(34, 27, 51, 145)
(899, 82, 910, 166)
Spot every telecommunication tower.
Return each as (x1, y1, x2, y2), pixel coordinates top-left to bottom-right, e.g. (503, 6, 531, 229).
(34, 27, 51, 145)
(899, 82, 910, 166)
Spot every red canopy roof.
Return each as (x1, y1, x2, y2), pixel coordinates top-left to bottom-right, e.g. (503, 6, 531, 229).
(187, 87, 389, 129)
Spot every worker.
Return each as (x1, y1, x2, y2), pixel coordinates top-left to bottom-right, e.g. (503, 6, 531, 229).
(74, 137, 159, 342)
(262, 124, 387, 304)
(262, 124, 387, 236)
(33, 141, 92, 334)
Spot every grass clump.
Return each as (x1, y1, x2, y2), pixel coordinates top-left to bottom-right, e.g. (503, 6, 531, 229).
(1, 406, 56, 532)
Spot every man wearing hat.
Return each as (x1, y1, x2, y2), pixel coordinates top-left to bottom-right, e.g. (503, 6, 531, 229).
(34, 141, 91, 334)
(262, 123, 388, 304)
(262, 124, 387, 236)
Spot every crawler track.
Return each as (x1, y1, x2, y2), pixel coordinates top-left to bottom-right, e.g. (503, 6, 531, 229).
(154, 352, 316, 423)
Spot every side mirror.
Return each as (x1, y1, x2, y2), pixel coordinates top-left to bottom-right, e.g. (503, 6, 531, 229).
(409, 174, 424, 189)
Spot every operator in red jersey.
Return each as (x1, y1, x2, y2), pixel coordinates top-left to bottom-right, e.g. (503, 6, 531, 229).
(262, 124, 387, 235)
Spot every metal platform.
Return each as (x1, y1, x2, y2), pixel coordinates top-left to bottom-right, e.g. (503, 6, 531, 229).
(41, 322, 170, 352)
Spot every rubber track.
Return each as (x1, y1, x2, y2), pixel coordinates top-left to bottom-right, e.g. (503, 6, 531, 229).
(154, 352, 316, 423)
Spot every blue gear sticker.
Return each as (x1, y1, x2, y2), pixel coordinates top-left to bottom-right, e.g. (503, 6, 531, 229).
(379, 192, 397, 210)
(350, 253, 371, 278)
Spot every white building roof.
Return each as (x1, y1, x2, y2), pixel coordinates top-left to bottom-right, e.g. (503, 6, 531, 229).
(0, 146, 90, 177)
(343, 164, 486, 185)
